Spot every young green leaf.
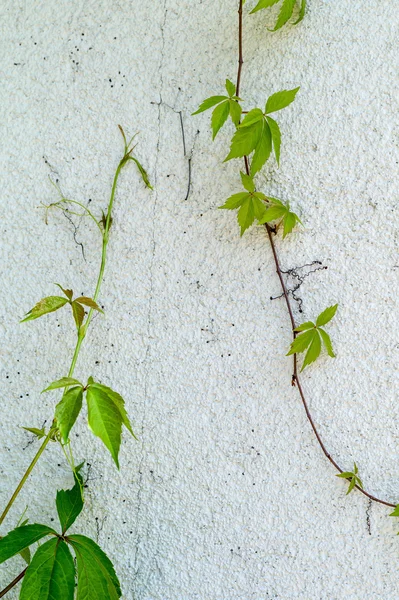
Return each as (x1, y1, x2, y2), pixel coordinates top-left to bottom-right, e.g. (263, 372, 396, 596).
(56, 470, 84, 534)
(301, 329, 321, 371)
(69, 534, 121, 600)
(42, 377, 83, 393)
(75, 296, 104, 313)
(266, 116, 281, 165)
(219, 188, 266, 236)
(219, 192, 250, 210)
(225, 79, 236, 97)
(319, 328, 335, 358)
(250, 120, 272, 175)
(55, 386, 83, 443)
(390, 505, 399, 518)
(250, 0, 280, 14)
(72, 300, 85, 329)
(294, 0, 306, 24)
(55, 284, 73, 301)
(0, 524, 56, 564)
(316, 304, 338, 327)
(229, 99, 242, 126)
(336, 463, 363, 495)
(273, 0, 296, 30)
(20, 538, 75, 600)
(21, 296, 68, 323)
(129, 156, 153, 190)
(286, 329, 315, 356)
(240, 171, 255, 193)
(265, 87, 300, 113)
(192, 95, 228, 115)
(22, 427, 46, 439)
(258, 197, 301, 238)
(294, 321, 314, 332)
(88, 383, 135, 438)
(211, 100, 230, 139)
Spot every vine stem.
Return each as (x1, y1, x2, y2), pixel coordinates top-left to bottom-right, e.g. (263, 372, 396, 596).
(235, 0, 395, 509)
(0, 568, 27, 598)
(0, 147, 131, 533)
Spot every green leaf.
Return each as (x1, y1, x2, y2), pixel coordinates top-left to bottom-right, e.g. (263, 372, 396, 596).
(69, 535, 121, 600)
(239, 108, 264, 128)
(219, 192, 249, 210)
(258, 204, 287, 223)
(265, 87, 300, 113)
(294, 0, 306, 24)
(286, 329, 315, 356)
(21, 296, 68, 323)
(55, 386, 83, 443)
(89, 383, 135, 438)
(225, 79, 236, 97)
(20, 538, 75, 600)
(229, 99, 242, 126)
(250, 120, 272, 176)
(316, 304, 338, 327)
(130, 157, 153, 190)
(42, 377, 83, 393)
(56, 471, 84, 534)
(22, 427, 46, 439)
(294, 321, 314, 332)
(192, 95, 227, 115)
(336, 471, 355, 479)
(0, 524, 56, 564)
(319, 328, 336, 358)
(75, 297, 104, 313)
(347, 477, 356, 495)
(390, 505, 399, 518)
(72, 300, 85, 329)
(237, 197, 255, 236)
(301, 330, 322, 371)
(240, 172, 255, 193)
(225, 115, 264, 161)
(252, 196, 267, 221)
(20, 546, 31, 565)
(55, 284, 73, 301)
(273, 0, 296, 30)
(266, 116, 281, 165)
(282, 209, 298, 238)
(250, 0, 280, 14)
(211, 100, 230, 139)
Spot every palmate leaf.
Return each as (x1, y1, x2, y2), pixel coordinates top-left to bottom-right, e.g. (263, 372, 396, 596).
(219, 185, 266, 236)
(42, 377, 83, 392)
(336, 463, 363, 495)
(192, 80, 241, 139)
(20, 538, 75, 600)
(250, 0, 305, 30)
(56, 469, 84, 534)
(86, 381, 135, 468)
(258, 197, 301, 238)
(287, 305, 338, 370)
(21, 296, 68, 323)
(69, 535, 121, 600)
(211, 100, 230, 139)
(0, 524, 56, 564)
(55, 386, 84, 443)
(265, 87, 300, 114)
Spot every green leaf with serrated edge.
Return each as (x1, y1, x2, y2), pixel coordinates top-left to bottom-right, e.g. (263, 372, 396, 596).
(219, 192, 249, 210)
(21, 296, 68, 323)
(55, 387, 83, 443)
(294, 0, 306, 24)
(72, 300, 85, 329)
(254, 192, 267, 201)
(240, 172, 255, 193)
(75, 297, 104, 313)
(272, 0, 295, 30)
(229, 99, 242, 126)
(225, 118, 264, 161)
(336, 472, 355, 479)
(390, 505, 399, 517)
(319, 328, 335, 358)
(55, 284, 73, 301)
(250, 0, 280, 14)
(42, 377, 83, 393)
(56, 471, 84, 533)
(0, 524, 56, 564)
(88, 383, 135, 438)
(251, 121, 272, 175)
(22, 427, 46, 439)
(266, 87, 300, 113)
(316, 304, 338, 327)
(354, 462, 358, 474)
(286, 329, 315, 356)
(192, 95, 227, 115)
(225, 79, 235, 97)
(237, 197, 255, 236)
(266, 116, 281, 165)
(20, 538, 75, 600)
(239, 108, 264, 128)
(283, 210, 299, 238)
(258, 205, 287, 224)
(294, 321, 314, 332)
(347, 478, 356, 495)
(253, 196, 267, 220)
(130, 157, 153, 190)
(211, 100, 230, 139)
(86, 386, 123, 467)
(301, 330, 321, 371)
(69, 535, 121, 600)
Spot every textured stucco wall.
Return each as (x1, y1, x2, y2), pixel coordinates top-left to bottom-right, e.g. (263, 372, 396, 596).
(1, 1, 399, 598)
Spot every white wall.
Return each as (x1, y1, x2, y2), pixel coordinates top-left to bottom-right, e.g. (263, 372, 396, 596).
(1, 1, 399, 598)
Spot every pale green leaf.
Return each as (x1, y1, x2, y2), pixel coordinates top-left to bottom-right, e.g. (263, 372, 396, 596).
(225, 118, 264, 161)
(21, 296, 68, 323)
(286, 329, 315, 356)
(86, 387, 123, 468)
(219, 192, 249, 210)
(42, 377, 83, 393)
(20, 538, 75, 600)
(253, 196, 267, 221)
(319, 328, 335, 358)
(192, 95, 227, 115)
(237, 197, 255, 236)
(266, 116, 281, 165)
(89, 383, 135, 438)
(225, 79, 236, 97)
(282, 210, 299, 238)
(316, 304, 338, 327)
(273, 0, 296, 30)
(294, 321, 314, 332)
(55, 387, 83, 443)
(56, 470, 84, 534)
(265, 87, 300, 113)
(0, 524, 56, 564)
(211, 100, 230, 139)
(22, 427, 46, 439)
(229, 99, 242, 126)
(240, 172, 255, 193)
(250, 0, 280, 14)
(69, 535, 121, 600)
(301, 330, 322, 370)
(390, 505, 399, 517)
(250, 121, 272, 175)
(238, 108, 264, 128)
(258, 204, 287, 224)
(294, 0, 306, 24)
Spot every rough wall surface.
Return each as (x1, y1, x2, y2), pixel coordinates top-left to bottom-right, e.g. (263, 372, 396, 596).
(0, 1, 398, 598)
